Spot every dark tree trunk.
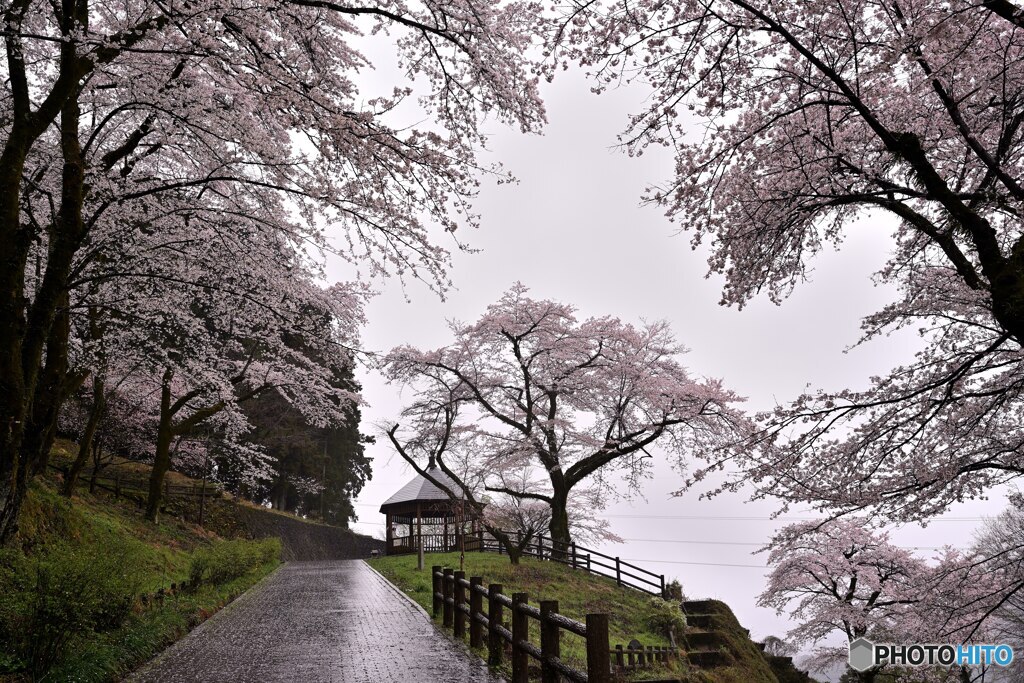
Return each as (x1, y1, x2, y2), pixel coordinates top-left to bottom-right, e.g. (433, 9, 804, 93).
(64, 377, 105, 496)
(146, 369, 175, 522)
(27, 293, 87, 479)
(0, 137, 32, 544)
(271, 477, 288, 510)
(858, 669, 877, 683)
(0, 122, 32, 540)
(547, 487, 571, 557)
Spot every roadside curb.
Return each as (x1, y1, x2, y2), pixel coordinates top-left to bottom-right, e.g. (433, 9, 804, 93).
(361, 560, 504, 681)
(361, 559, 431, 619)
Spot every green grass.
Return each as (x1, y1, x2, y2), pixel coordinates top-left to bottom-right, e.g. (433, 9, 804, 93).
(371, 553, 792, 683)
(370, 551, 687, 681)
(0, 476, 280, 682)
(41, 563, 279, 683)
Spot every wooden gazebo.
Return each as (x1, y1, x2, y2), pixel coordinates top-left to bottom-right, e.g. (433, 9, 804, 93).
(379, 462, 482, 556)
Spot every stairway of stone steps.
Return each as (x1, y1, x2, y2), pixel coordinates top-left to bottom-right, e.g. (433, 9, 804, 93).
(680, 600, 733, 669)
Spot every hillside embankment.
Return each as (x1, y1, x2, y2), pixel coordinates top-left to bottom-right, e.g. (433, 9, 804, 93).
(0, 441, 381, 682)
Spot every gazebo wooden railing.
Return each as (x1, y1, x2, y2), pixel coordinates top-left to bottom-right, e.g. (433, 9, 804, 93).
(390, 532, 484, 554)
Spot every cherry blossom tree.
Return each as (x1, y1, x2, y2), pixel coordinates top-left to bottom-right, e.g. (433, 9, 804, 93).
(384, 284, 748, 549)
(385, 402, 621, 563)
(559, 0, 1024, 525)
(761, 518, 1016, 683)
(76, 198, 369, 519)
(0, 0, 550, 541)
(382, 396, 541, 563)
(916, 499, 1024, 679)
(759, 519, 926, 680)
(972, 501, 1024, 679)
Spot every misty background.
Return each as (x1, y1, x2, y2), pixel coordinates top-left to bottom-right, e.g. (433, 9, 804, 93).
(325, 45, 1010, 660)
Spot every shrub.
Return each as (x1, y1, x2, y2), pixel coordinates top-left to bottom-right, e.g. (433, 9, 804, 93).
(188, 538, 280, 588)
(646, 597, 687, 643)
(664, 578, 687, 602)
(3, 542, 143, 678)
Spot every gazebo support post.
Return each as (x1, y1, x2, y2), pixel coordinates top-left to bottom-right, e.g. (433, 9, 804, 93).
(417, 502, 424, 570)
(385, 512, 393, 556)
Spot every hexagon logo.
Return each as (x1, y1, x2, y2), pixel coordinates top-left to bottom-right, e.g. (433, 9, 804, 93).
(849, 637, 875, 672)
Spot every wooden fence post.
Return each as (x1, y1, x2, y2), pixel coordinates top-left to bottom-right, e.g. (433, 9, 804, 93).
(615, 644, 624, 669)
(615, 557, 621, 586)
(198, 478, 207, 527)
(571, 542, 577, 569)
(454, 570, 467, 638)
(469, 577, 483, 647)
(432, 566, 443, 617)
(443, 568, 454, 628)
(487, 583, 503, 666)
(660, 574, 665, 598)
(540, 600, 560, 683)
(512, 592, 529, 683)
(586, 613, 610, 683)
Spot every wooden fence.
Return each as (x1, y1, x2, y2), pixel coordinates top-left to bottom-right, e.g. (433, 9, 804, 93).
(50, 464, 221, 501)
(612, 640, 677, 671)
(478, 531, 667, 599)
(48, 463, 222, 523)
(432, 565, 680, 683)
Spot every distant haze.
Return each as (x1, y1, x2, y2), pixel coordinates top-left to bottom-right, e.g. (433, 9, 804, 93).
(327, 56, 1009, 665)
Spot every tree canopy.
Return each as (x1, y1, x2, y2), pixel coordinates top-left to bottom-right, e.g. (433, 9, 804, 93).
(384, 283, 748, 546)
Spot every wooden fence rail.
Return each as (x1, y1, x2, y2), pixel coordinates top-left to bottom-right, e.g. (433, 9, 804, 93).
(612, 640, 677, 670)
(477, 531, 667, 599)
(47, 463, 223, 500)
(433, 564, 608, 683)
(431, 565, 681, 682)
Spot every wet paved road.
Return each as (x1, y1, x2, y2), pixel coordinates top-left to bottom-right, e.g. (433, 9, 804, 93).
(130, 560, 504, 683)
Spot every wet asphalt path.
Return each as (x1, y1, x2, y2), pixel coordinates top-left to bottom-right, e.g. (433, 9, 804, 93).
(129, 560, 504, 683)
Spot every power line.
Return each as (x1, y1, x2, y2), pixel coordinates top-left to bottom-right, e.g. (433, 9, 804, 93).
(621, 558, 768, 569)
(603, 513, 988, 522)
(618, 536, 937, 552)
(346, 524, 942, 551)
(352, 503, 988, 523)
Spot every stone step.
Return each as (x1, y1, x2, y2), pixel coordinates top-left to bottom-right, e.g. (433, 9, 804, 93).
(687, 649, 731, 668)
(684, 614, 723, 630)
(681, 599, 718, 614)
(684, 630, 723, 649)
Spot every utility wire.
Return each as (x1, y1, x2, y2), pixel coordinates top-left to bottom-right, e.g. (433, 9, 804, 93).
(348, 522, 943, 550)
(352, 502, 988, 522)
(622, 558, 769, 569)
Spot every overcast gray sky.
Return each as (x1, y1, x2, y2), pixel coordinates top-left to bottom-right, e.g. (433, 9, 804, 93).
(327, 52, 1010, 664)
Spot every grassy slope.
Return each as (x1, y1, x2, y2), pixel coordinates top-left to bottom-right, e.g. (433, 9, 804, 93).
(371, 552, 782, 682)
(46, 438, 383, 562)
(0, 452, 279, 682)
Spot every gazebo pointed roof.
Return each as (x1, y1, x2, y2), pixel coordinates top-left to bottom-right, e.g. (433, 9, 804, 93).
(379, 465, 461, 513)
